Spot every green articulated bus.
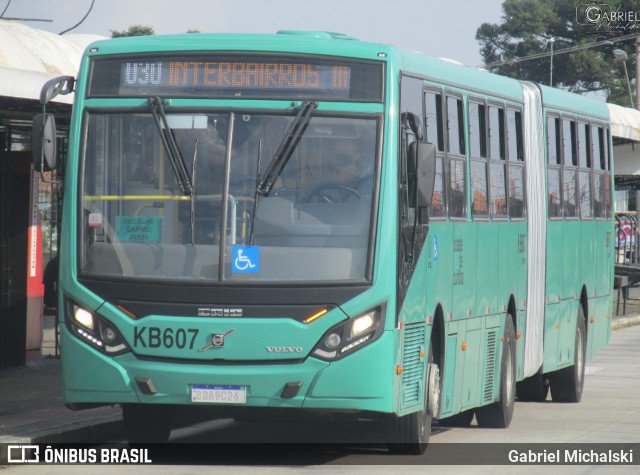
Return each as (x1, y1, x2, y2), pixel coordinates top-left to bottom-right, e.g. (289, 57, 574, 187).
(34, 31, 613, 452)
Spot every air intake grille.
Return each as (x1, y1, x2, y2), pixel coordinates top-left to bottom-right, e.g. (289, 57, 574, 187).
(484, 330, 498, 403)
(402, 322, 426, 407)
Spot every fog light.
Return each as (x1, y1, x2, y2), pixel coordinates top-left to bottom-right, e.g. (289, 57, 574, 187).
(325, 333, 341, 349)
(100, 322, 118, 344)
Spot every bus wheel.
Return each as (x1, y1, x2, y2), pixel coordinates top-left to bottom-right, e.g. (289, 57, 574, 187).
(549, 308, 586, 403)
(516, 372, 549, 402)
(122, 404, 173, 443)
(475, 316, 516, 428)
(386, 345, 439, 454)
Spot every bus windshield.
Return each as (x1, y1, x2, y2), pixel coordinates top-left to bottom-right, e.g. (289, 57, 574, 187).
(80, 110, 378, 283)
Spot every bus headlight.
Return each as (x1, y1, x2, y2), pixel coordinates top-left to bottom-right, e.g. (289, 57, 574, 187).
(312, 303, 386, 361)
(66, 300, 130, 356)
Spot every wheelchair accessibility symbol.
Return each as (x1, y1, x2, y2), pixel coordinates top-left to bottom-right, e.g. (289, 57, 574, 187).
(232, 246, 259, 273)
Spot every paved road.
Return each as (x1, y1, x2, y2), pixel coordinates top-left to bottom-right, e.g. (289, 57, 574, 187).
(4, 323, 640, 474)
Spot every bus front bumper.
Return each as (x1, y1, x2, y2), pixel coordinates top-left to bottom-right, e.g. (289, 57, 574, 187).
(60, 325, 396, 414)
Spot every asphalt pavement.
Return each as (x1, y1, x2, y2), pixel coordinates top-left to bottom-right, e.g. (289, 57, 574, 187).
(2, 288, 640, 456)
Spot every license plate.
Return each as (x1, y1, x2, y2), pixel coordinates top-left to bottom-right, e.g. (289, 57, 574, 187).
(191, 384, 247, 404)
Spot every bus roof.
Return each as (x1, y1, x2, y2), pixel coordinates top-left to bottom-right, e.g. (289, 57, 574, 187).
(538, 83, 609, 121)
(85, 31, 609, 113)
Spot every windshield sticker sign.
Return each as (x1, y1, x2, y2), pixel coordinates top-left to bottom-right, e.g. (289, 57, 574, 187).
(232, 245, 259, 273)
(117, 216, 163, 243)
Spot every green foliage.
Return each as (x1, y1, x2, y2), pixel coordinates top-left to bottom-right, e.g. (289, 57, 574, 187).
(476, 0, 640, 106)
(110, 25, 156, 38)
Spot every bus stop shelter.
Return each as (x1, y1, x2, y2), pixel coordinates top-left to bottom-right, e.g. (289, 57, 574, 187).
(0, 19, 101, 367)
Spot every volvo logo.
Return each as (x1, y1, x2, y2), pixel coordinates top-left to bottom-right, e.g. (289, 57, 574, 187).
(199, 329, 235, 351)
(266, 346, 304, 353)
(198, 308, 243, 317)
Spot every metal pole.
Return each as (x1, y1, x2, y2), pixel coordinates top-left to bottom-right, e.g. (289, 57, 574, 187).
(623, 61, 635, 109)
(549, 38, 555, 87)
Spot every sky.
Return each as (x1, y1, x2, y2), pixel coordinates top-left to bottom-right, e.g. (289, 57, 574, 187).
(1, 0, 505, 67)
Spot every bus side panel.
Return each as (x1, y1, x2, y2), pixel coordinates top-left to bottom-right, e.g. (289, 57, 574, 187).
(595, 221, 613, 297)
(542, 302, 560, 372)
(497, 220, 525, 380)
(460, 317, 483, 411)
(440, 322, 459, 417)
(452, 221, 476, 321)
(546, 221, 564, 304)
(476, 222, 498, 317)
(589, 220, 613, 360)
(426, 221, 453, 322)
(516, 221, 528, 380)
(557, 298, 578, 367)
(581, 221, 597, 299)
(563, 221, 581, 300)
(588, 295, 612, 360)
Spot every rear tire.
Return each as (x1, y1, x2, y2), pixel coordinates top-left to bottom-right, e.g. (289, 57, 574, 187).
(386, 345, 439, 454)
(475, 315, 516, 428)
(122, 404, 173, 443)
(549, 308, 587, 403)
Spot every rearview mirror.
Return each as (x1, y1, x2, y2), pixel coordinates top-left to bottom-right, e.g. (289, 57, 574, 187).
(32, 113, 58, 172)
(408, 141, 436, 209)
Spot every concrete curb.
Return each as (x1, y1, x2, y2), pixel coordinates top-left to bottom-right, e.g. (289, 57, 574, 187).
(612, 313, 640, 330)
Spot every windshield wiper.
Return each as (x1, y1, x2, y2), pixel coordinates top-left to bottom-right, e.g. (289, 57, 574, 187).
(257, 100, 317, 196)
(148, 96, 193, 195)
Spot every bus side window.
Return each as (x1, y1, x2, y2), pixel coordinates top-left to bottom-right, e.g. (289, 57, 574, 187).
(447, 95, 466, 218)
(547, 115, 562, 218)
(425, 91, 444, 152)
(577, 122, 592, 219)
(591, 125, 606, 219)
(425, 90, 446, 218)
(562, 118, 578, 218)
(486, 104, 505, 219)
(468, 101, 487, 159)
(507, 109, 525, 218)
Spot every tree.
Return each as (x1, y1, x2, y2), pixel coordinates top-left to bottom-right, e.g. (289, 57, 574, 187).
(476, 0, 640, 106)
(111, 24, 155, 38)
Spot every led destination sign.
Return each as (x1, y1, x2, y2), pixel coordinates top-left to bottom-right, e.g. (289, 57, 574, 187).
(89, 55, 383, 101)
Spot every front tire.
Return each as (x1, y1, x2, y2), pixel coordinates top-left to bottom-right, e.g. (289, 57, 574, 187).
(475, 315, 516, 428)
(549, 307, 587, 403)
(386, 345, 439, 454)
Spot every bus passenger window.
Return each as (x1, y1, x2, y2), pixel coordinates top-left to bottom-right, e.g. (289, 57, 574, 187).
(548, 168, 562, 218)
(447, 96, 465, 156)
(507, 109, 523, 161)
(449, 158, 466, 218)
(425, 91, 444, 152)
(430, 157, 445, 218)
(471, 160, 488, 217)
(578, 170, 592, 218)
(578, 122, 591, 169)
(547, 116, 561, 165)
(489, 105, 505, 160)
(489, 162, 507, 218)
(563, 168, 578, 217)
(562, 119, 577, 166)
(468, 101, 487, 159)
(508, 165, 525, 218)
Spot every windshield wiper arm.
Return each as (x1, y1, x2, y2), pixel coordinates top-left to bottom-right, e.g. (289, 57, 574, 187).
(148, 96, 193, 195)
(257, 100, 317, 196)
